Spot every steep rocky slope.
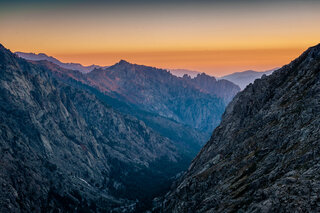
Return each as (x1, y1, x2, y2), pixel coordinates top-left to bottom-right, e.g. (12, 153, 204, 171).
(162, 44, 320, 212)
(0, 44, 185, 212)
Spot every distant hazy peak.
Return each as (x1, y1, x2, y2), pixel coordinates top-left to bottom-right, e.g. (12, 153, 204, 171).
(15, 51, 108, 73)
(219, 68, 278, 90)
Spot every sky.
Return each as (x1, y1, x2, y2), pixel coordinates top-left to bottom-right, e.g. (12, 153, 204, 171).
(0, 0, 320, 76)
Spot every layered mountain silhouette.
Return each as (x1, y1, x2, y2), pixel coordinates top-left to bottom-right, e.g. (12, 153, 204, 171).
(220, 68, 278, 90)
(169, 67, 278, 90)
(15, 52, 108, 73)
(23, 57, 240, 158)
(162, 44, 320, 212)
(17, 52, 240, 134)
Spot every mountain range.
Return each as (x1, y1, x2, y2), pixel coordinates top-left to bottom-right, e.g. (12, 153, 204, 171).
(15, 52, 108, 73)
(0, 44, 242, 212)
(168, 67, 278, 90)
(162, 43, 320, 212)
(1, 44, 189, 212)
(19, 55, 240, 152)
(17, 51, 274, 92)
(169, 69, 200, 78)
(3, 43, 319, 212)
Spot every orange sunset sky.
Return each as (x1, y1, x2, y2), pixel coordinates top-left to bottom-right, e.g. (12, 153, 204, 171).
(0, 0, 319, 76)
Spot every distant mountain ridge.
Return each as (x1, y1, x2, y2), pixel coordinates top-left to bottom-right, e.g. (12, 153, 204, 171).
(15, 52, 108, 73)
(169, 67, 279, 90)
(219, 68, 278, 90)
(169, 69, 201, 78)
(182, 73, 239, 103)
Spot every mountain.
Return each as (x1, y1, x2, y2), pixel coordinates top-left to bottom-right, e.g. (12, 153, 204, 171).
(17, 52, 240, 135)
(85, 60, 239, 133)
(220, 68, 277, 90)
(182, 73, 240, 103)
(162, 44, 320, 212)
(30, 59, 209, 158)
(29, 59, 240, 157)
(169, 69, 201, 78)
(15, 52, 108, 73)
(0, 44, 187, 212)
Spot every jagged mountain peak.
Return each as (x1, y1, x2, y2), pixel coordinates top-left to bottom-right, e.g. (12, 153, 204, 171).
(118, 59, 131, 65)
(194, 72, 217, 81)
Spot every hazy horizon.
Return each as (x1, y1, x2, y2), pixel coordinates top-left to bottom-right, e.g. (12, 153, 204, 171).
(1, 0, 319, 75)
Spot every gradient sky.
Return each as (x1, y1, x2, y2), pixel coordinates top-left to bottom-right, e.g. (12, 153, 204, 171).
(1, 0, 320, 76)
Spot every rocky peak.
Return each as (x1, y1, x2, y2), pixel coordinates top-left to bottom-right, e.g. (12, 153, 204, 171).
(182, 72, 240, 103)
(118, 59, 131, 65)
(0, 44, 19, 67)
(194, 72, 217, 82)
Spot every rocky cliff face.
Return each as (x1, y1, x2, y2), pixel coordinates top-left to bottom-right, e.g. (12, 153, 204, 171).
(0, 44, 185, 212)
(162, 44, 320, 212)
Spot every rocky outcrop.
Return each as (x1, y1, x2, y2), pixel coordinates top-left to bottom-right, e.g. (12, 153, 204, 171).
(0, 44, 185, 212)
(162, 44, 320, 212)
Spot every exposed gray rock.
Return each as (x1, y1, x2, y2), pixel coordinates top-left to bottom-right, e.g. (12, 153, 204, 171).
(0, 44, 185, 212)
(162, 43, 320, 212)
